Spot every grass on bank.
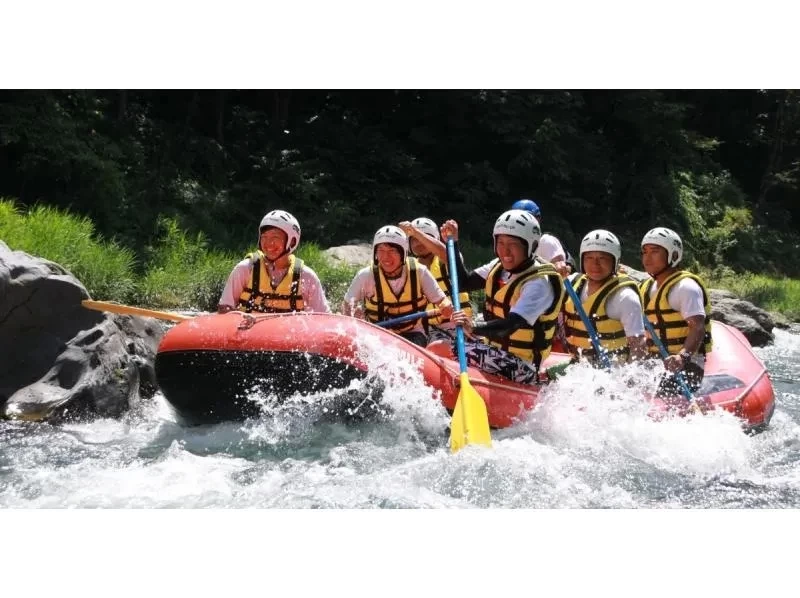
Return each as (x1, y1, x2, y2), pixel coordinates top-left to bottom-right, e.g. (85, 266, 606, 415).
(0, 199, 359, 311)
(703, 268, 800, 321)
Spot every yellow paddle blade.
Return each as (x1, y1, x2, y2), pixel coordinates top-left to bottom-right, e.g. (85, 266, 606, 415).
(81, 300, 192, 322)
(449, 372, 492, 453)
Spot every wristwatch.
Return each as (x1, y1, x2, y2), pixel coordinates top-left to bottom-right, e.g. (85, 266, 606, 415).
(679, 349, 692, 365)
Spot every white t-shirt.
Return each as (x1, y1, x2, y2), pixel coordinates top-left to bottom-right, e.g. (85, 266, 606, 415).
(577, 280, 644, 337)
(645, 277, 706, 319)
(645, 276, 707, 366)
(218, 258, 331, 313)
(343, 263, 446, 333)
(536, 233, 565, 263)
(474, 260, 555, 326)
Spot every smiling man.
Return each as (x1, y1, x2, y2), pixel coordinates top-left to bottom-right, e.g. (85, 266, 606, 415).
(444, 209, 565, 384)
(217, 209, 331, 314)
(342, 225, 453, 347)
(563, 229, 647, 365)
(639, 227, 713, 396)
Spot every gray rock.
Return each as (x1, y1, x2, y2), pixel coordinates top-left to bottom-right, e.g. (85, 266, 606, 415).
(0, 243, 164, 422)
(323, 243, 373, 268)
(709, 289, 774, 347)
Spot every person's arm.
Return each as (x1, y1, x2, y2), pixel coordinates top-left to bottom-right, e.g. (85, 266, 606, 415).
(536, 235, 568, 277)
(418, 266, 454, 319)
(663, 280, 707, 373)
(439, 219, 487, 292)
(340, 269, 369, 317)
(451, 278, 553, 340)
(398, 221, 447, 263)
(451, 311, 530, 341)
(609, 286, 649, 361)
(302, 269, 331, 313)
(217, 261, 251, 313)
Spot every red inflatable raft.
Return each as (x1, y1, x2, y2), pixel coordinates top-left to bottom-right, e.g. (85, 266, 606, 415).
(154, 312, 774, 431)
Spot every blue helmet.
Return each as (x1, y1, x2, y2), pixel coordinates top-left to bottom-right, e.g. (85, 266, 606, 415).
(511, 199, 541, 218)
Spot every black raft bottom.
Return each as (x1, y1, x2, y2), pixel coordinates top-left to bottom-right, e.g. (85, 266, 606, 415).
(155, 350, 384, 425)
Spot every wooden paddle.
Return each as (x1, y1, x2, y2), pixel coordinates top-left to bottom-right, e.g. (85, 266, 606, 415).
(81, 300, 193, 322)
(446, 236, 492, 453)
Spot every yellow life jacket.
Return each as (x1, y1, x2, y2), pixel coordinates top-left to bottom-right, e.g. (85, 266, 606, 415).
(483, 259, 565, 367)
(236, 252, 305, 313)
(639, 270, 713, 356)
(564, 274, 640, 362)
(364, 258, 429, 333)
(426, 256, 472, 325)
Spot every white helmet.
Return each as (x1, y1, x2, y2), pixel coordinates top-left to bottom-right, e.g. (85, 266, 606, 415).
(411, 217, 440, 240)
(259, 210, 301, 254)
(493, 209, 541, 257)
(373, 225, 409, 261)
(580, 229, 621, 273)
(641, 227, 682, 267)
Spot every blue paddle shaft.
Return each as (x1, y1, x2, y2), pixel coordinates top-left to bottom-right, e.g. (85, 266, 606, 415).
(375, 310, 431, 328)
(563, 278, 611, 369)
(446, 237, 469, 374)
(642, 316, 694, 401)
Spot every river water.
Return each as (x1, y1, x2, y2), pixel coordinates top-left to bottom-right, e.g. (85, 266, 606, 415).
(2, 327, 800, 509)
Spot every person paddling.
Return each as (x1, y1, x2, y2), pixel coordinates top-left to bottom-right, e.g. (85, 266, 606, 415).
(563, 229, 647, 366)
(445, 209, 565, 385)
(639, 227, 713, 396)
(341, 225, 453, 347)
(218, 210, 330, 314)
(398, 217, 474, 343)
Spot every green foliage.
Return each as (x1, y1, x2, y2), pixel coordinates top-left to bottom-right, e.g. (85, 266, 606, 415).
(706, 269, 800, 321)
(136, 217, 236, 311)
(2, 89, 800, 308)
(0, 198, 137, 301)
(295, 242, 359, 309)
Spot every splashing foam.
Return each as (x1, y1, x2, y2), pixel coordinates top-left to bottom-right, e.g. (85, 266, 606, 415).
(510, 359, 756, 479)
(238, 323, 451, 446)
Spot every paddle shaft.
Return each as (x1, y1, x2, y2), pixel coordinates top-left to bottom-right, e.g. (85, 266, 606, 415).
(642, 316, 694, 401)
(446, 238, 468, 373)
(375, 309, 439, 328)
(563, 279, 612, 369)
(445, 235, 492, 451)
(81, 300, 192, 322)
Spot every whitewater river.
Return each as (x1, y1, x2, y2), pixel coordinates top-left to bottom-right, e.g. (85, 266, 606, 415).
(2, 327, 800, 509)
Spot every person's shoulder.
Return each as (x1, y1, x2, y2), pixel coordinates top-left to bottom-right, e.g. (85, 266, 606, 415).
(613, 284, 642, 303)
(299, 264, 322, 280)
(232, 257, 254, 271)
(674, 274, 704, 293)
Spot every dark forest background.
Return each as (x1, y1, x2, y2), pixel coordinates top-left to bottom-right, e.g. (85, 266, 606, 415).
(1, 89, 798, 274)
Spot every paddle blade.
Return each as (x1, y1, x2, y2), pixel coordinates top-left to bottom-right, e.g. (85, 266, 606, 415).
(449, 373, 492, 453)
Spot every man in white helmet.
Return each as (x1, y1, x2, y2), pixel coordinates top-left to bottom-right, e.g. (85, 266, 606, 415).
(217, 210, 331, 314)
(397, 217, 474, 342)
(342, 225, 454, 347)
(562, 229, 647, 365)
(443, 209, 565, 384)
(639, 227, 713, 395)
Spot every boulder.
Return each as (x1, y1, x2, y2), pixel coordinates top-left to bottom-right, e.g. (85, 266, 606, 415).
(322, 243, 372, 268)
(0, 242, 164, 422)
